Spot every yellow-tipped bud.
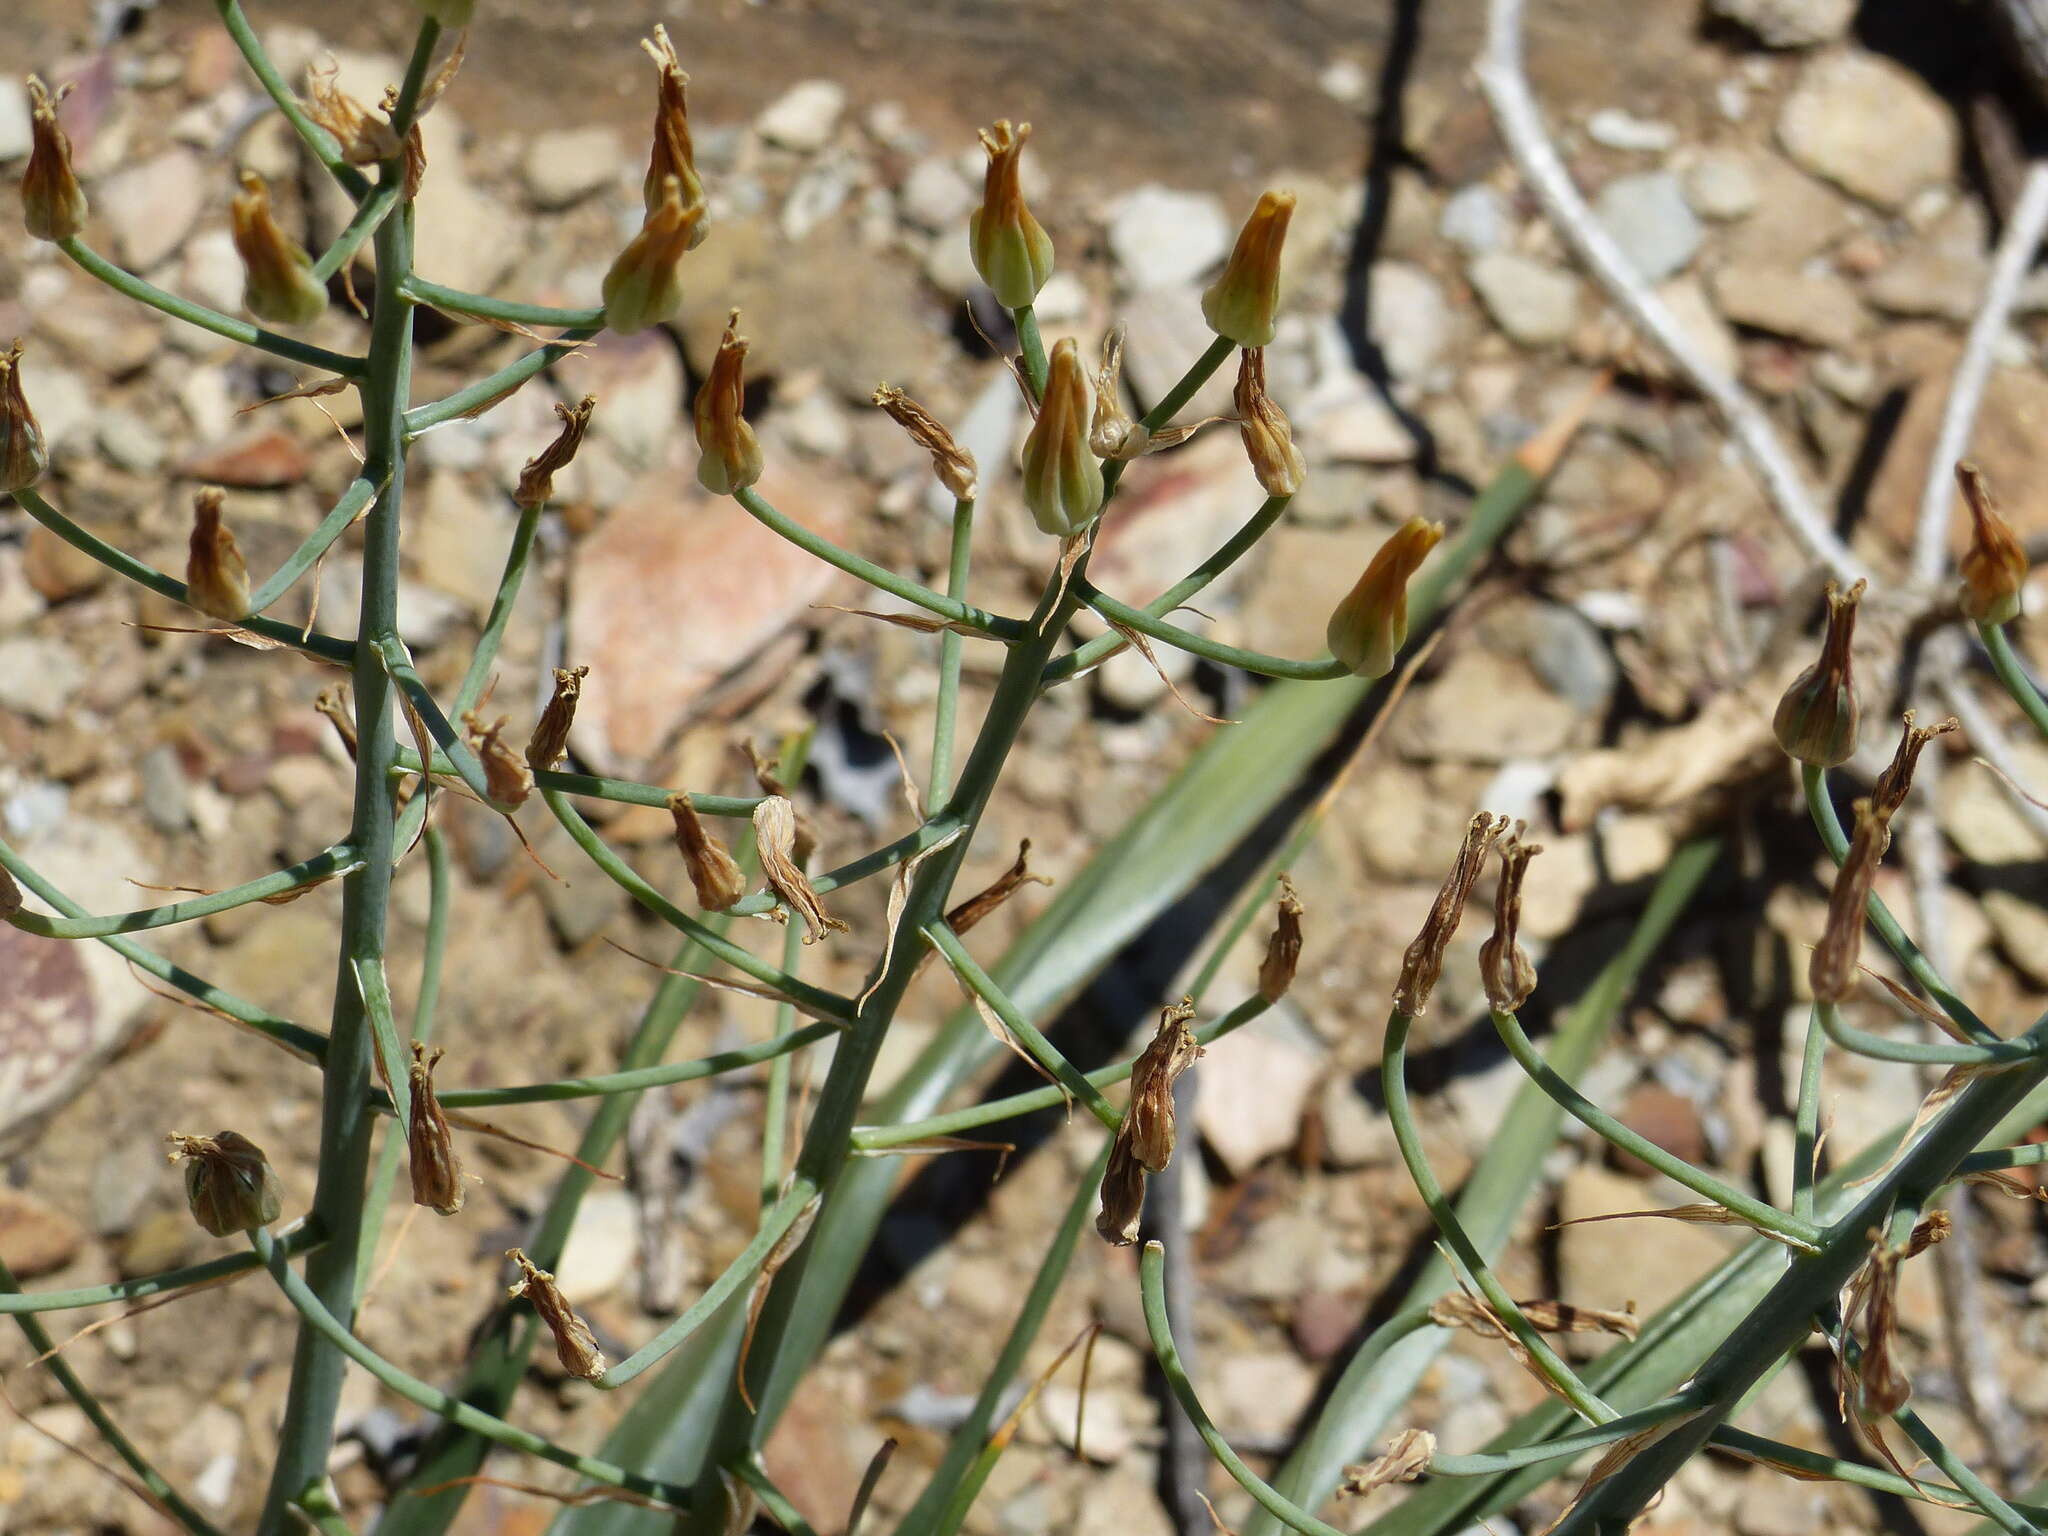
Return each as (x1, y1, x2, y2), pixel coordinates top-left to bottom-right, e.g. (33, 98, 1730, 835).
(1772, 578, 1863, 768)
(185, 488, 251, 621)
(230, 172, 327, 328)
(1326, 516, 1443, 679)
(694, 310, 764, 495)
(1957, 463, 2027, 626)
(601, 174, 704, 335)
(1233, 347, 1306, 498)
(167, 1130, 283, 1236)
(0, 341, 48, 494)
(1203, 190, 1295, 348)
(968, 120, 1053, 308)
(22, 77, 86, 243)
(641, 26, 707, 241)
(1020, 337, 1103, 537)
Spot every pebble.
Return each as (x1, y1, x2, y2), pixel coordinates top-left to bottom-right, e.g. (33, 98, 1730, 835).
(1586, 108, 1678, 153)
(1556, 1163, 1735, 1316)
(0, 636, 86, 720)
(1466, 252, 1583, 347)
(1439, 182, 1508, 255)
(180, 228, 246, 316)
(554, 1187, 639, 1303)
(1593, 171, 1702, 283)
(0, 1188, 87, 1278)
(1107, 185, 1231, 291)
(1368, 260, 1452, 385)
(22, 522, 109, 603)
(117, 1210, 192, 1278)
(778, 389, 854, 460)
(522, 125, 624, 210)
(1682, 149, 1760, 221)
(1194, 1013, 1323, 1177)
(96, 409, 166, 473)
(757, 80, 847, 153)
(176, 427, 312, 488)
(0, 78, 30, 162)
(1864, 199, 1990, 323)
(1396, 646, 1582, 761)
(1320, 57, 1370, 105)
(1214, 1351, 1318, 1444)
(898, 155, 975, 232)
(781, 153, 860, 241)
(1708, 263, 1866, 348)
(1710, 0, 1855, 47)
(139, 744, 193, 834)
(1776, 51, 1957, 211)
(97, 148, 206, 271)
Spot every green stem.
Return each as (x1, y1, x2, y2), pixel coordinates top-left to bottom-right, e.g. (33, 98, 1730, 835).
(930, 497, 977, 804)
(248, 477, 379, 616)
(401, 276, 607, 329)
(0, 1221, 321, 1314)
(1077, 578, 1351, 680)
(1815, 998, 2032, 1067)
(1894, 1402, 2039, 1535)
(451, 500, 542, 719)
(404, 329, 600, 435)
(1957, 1143, 2048, 1173)
(520, 768, 761, 817)
(6, 843, 358, 939)
(1712, 1426, 2048, 1521)
(312, 184, 399, 282)
(1980, 621, 2048, 743)
(761, 918, 807, 1204)
(373, 634, 504, 808)
(350, 956, 411, 1144)
(1013, 305, 1049, 400)
(734, 1453, 822, 1536)
(1102, 333, 1237, 498)
(1793, 1004, 1828, 1225)
(296, 1481, 361, 1536)
(214, 0, 370, 197)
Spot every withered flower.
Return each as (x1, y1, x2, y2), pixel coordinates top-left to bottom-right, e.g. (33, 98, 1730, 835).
(1479, 830, 1540, 1012)
(1903, 1209, 1951, 1259)
(1094, 1140, 1147, 1247)
(755, 796, 847, 942)
(21, 77, 86, 242)
(507, 1248, 607, 1381)
(407, 1043, 465, 1216)
(1257, 875, 1304, 1003)
(670, 792, 748, 911)
(1233, 347, 1306, 498)
(944, 839, 1050, 935)
(1395, 813, 1507, 1016)
(167, 1130, 283, 1236)
(514, 395, 597, 511)
(304, 63, 402, 164)
(601, 174, 705, 335)
(872, 384, 978, 501)
(463, 711, 534, 810)
(1846, 1241, 1910, 1420)
(695, 311, 764, 495)
(526, 665, 589, 773)
(0, 341, 48, 494)
(1772, 578, 1864, 768)
(1326, 517, 1444, 680)
(640, 26, 707, 233)
(230, 172, 328, 328)
(1084, 325, 1202, 461)
(1870, 710, 1957, 825)
(968, 120, 1053, 308)
(1203, 190, 1295, 348)
(1957, 463, 2026, 626)
(185, 488, 252, 621)
(1811, 796, 1890, 1004)
(1122, 1000, 1202, 1173)
(1340, 1430, 1437, 1498)
(1020, 337, 1102, 537)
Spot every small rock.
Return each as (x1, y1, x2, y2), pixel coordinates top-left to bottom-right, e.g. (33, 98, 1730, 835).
(1397, 647, 1583, 761)
(1107, 185, 1231, 291)
(1214, 1351, 1318, 1443)
(1557, 1163, 1736, 1316)
(1611, 1084, 1709, 1177)
(139, 745, 193, 834)
(118, 1210, 193, 1278)
(1940, 747, 2048, 863)
(96, 409, 166, 473)
(898, 155, 974, 232)
(1776, 51, 1957, 211)
(1593, 171, 1702, 283)
(1089, 433, 1260, 607)
(1117, 283, 1237, 419)
(1709, 264, 1866, 348)
(1320, 57, 1370, 105)
(522, 125, 623, 209)
(1368, 261, 1452, 385)
(1439, 182, 1509, 256)
(180, 228, 246, 316)
(413, 471, 514, 615)
(564, 327, 687, 471)
(0, 636, 86, 720)
(1710, 0, 1855, 47)
(1682, 149, 1760, 221)
(0, 78, 30, 162)
(1586, 108, 1678, 153)
(1865, 200, 1990, 323)
(778, 390, 853, 460)
(1490, 599, 1617, 714)
(97, 148, 206, 270)
(176, 427, 312, 488)
(413, 177, 524, 297)
(782, 153, 861, 241)
(89, 1136, 159, 1237)
(757, 80, 847, 152)
(22, 522, 108, 603)
(1292, 1289, 1368, 1360)
(0, 1189, 87, 1278)
(1467, 252, 1583, 347)
(555, 1188, 638, 1304)
(1194, 1015, 1323, 1177)
(1038, 1383, 1151, 1462)
(1300, 390, 1415, 464)
(1983, 890, 2048, 987)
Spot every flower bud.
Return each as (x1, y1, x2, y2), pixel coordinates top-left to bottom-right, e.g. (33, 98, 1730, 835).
(601, 174, 705, 335)
(185, 488, 251, 621)
(0, 341, 48, 494)
(1202, 190, 1295, 348)
(1326, 516, 1444, 679)
(514, 395, 596, 511)
(968, 120, 1053, 308)
(526, 664, 588, 773)
(1233, 347, 1306, 497)
(407, 1044, 465, 1216)
(463, 711, 533, 809)
(507, 1248, 607, 1381)
(167, 1130, 283, 1236)
(230, 172, 328, 328)
(641, 26, 707, 240)
(1957, 462, 2027, 626)
(1479, 830, 1540, 1012)
(670, 792, 747, 910)
(22, 77, 86, 243)
(872, 384, 978, 501)
(1772, 578, 1863, 768)
(1020, 338, 1103, 537)
(694, 311, 763, 495)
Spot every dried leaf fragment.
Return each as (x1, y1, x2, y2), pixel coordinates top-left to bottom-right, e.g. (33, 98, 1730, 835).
(754, 796, 847, 943)
(1257, 875, 1304, 1003)
(463, 711, 534, 810)
(1123, 1000, 1202, 1173)
(1811, 796, 1891, 1004)
(670, 793, 747, 911)
(1340, 1429, 1436, 1496)
(526, 665, 588, 773)
(872, 384, 977, 500)
(945, 840, 1052, 935)
(514, 395, 596, 510)
(303, 62, 402, 163)
(1395, 813, 1506, 1015)
(407, 1043, 465, 1215)
(507, 1248, 606, 1381)
(1429, 1292, 1638, 1340)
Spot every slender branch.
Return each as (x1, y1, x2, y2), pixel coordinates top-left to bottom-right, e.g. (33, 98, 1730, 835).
(1077, 579, 1351, 681)
(247, 477, 379, 616)
(1815, 999, 2034, 1067)
(761, 918, 807, 1204)
(735, 1453, 823, 1536)
(1712, 1427, 2048, 1521)
(1101, 334, 1237, 498)
(311, 183, 399, 282)
(450, 501, 541, 720)
(372, 635, 504, 808)
(930, 497, 978, 804)
(400, 276, 607, 329)
(0, 1222, 321, 1315)
(403, 329, 599, 435)
(1013, 305, 1050, 400)
(213, 0, 371, 198)
(6, 843, 360, 940)
(1792, 1006, 1828, 1225)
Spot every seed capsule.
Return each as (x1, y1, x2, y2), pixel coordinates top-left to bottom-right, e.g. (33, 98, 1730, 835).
(601, 174, 704, 336)
(671, 793, 747, 911)
(968, 120, 1054, 309)
(1772, 578, 1863, 768)
(1203, 190, 1295, 348)
(1020, 338, 1102, 537)
(463, 711, 533, 810)
(1233, 347, 1306, 498)
(507, 1249, 607, 1381)
(185, 488, 252, 621)
(1957, 463, 2027, 626)
(406, 1044, 465, 1216)
(0, 342, 48, 494)
(167, 1130, 283, 1236)
(1257, 876, 1304, 1003)
(694, 311, 764, 495)
(1326, 517, 1444, 679)
(21, 77, 86, 242)
(229, 172, 328, 328)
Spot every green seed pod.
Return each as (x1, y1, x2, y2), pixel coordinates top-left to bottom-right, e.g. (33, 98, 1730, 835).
(1019, 338, 1102, 537)
(601, 175, 704, 335)
(167, 1130, 283, 1236)
(968, 120, 1053, 309)
(1202, 190, 1295, 348)
(1772, 578, 1864, 768)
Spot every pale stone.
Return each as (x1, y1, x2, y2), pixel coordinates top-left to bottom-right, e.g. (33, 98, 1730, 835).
(1777, 51, 1957, 210)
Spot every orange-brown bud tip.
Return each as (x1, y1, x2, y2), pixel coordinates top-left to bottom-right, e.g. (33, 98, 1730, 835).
(1957, 463, 2027, 626)
(526, 664, 589, 773)
(22, 77, 87, 242)
(1772, 578, 1864, 767)
(1203, 190, 1295, 348)
(1233, 347, 1307, 498)
(1327, 517, 1443, 679)
(640, 26, 707, 239)
(695, 311, 764, 495)
(968, 120, 1054, 308)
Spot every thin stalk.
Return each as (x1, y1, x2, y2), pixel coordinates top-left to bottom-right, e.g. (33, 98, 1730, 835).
(761, 918, 807, 1204)
(0, 1221, 320, 1314)
(1958, 1144, 2048, 1174)
(1894, 1402, 2040, 1535)
(214, 0, 370, 197)
(312, 183, 399, 282)
(350, 956, 411, 1144)
(404, 329, 600, 435)
(1981, 620, 2048, 742)
(6, 843, 359, 939)
(930, 497, 977, 804)
(1429, 1400, 1702, 1477)
(521, 768, 762, 817)
(1793, 1004, 1828, 1224)
(735, 1455, 820, 1536)
(1101, 333, 1237, 497)
(374, 634, 503, 808)
(297, 1483, 361, 1536)
(1815, 998, 2033, 1067)
(451, 501, 542, 719)
(1077, 578, 1351, 680)
(1013, 305, 1049, 399)
(248, 477, 378, 616)
(1712, 1426, 2048, 1521)
(400, 277, 607, 329)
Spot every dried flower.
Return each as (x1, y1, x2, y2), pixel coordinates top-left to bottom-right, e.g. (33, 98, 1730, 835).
(463, 711, 534, 810)
(507, 1248, 607, 1381)
(514, 395, 596, 510)
(671, 793, 748, 911)
(1094, 1139, 1147, 1246)
(1870, 710, 1957, 825)
(304, 63, 402, 164)
(1233, 347, 1306, 497)
(167, 1130, 283, 1236)
(1845, 1240, 1910, 1420)
(1957, 462, 2027, 626)
(230, 172, 328, 328)
(0, 341, 47, 494)
(1121, 1000, 1202, 1173)
(1340, 1430, 1436, 1497)
(1326, 517, 1444, 679)
(695, 311, 764, 495)
(601, 174, 705, 335)
(1021, 337, 1102, 537)
(1396, 813, 1506, 1015)
(640, 26, 707, 235)
(944, 840, 1050, 935)
(185, 488, 252, 621)
(755, 796, 847, 942)
(1085, 324, 1200, 461)
(1257, 875, 1304, 1003)
(21, 77, 86, 242)
(1479, 830, 1540, 1012)
(1903, 1209, 1951, 1259)
(407, 1044, 465, 1216)
(968, 120, 1053, 308)
(524, 666, 588, 773)
(1772, 578, 1864, 768)
(1203, 190, 1295, 348)
(1811, 796, 1890, 1004)
(872, 385, 978, 501)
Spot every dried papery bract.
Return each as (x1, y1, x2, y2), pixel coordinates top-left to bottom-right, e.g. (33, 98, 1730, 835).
(1870, 711, 1958, 825)
(969, 120, 1054, 309)
(1958, 462, 2027, 625)
(303, 63, 402, 164)
(186, 488, 252, 621)
(1258, 875, 1304, 1003)
(21, 77, 86, 242)
(1233, 347, 1306, 498)
(525, 665, 589, 773)
(1480, 830, 1541, 1012)
(407, 1043, 465, 1215)
(1326, 517, 1444, 680)
(514, 395, 597, 511)
(601, 174, 705, 335)
(944, 839, 1051, 935)
(1021, 338, 1103, 537)
(670, 793, 747, 911)
(0, 342, 48, 494)
(742, 741, 818, 863)
(167, 1130, 282, 1236)
(872, 385, 978, 501)
(1811, 796, 1891, 1004)
(463, 711, 534, 810)
(1340, 1429, 1436, 1497)
(1772, 578, 1864, 768)
(695, 311, 763, 495)
(1203, 189, 1295, 347)
(1094, 1140, 1147, 1247)
(1122, 1000, 1202, 1173)
(640, 25, 707, 235)
(1396, 813, 1507, 1015)
(229, 172, 329, 328)
(754, 796, 847, 942)
(506, 1249, 607, 1381)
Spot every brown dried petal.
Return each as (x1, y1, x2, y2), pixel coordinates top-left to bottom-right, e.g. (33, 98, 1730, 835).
(1870, 711, 1959, 826)
(463, 711, 534, 810)
(670, 793, 748, 911)
(1811, 796, 1890, 1004)
(167, 1130, 283, 1236)
(1233, 347, 1306, 498)
(304, 63, 402, 164)
(872, 384, 978, 501)
(507, 1248, 607, 1381)
(1340, 1430, 1437, 1497)
(525, 665, 588, 773)
(407, 1043, 465, 1216)
(945, 840, 1052, 935)
(1479, 830, 1541, 1012)
(1850, 1246, 1910, 1419)
(754, 796, 847, 943)
(1395, 813, 1507, 1015)
(515, 395, 596, 510)
(1122, 1000, 1202, 1174)
(1094, 1138, 1147, 1246)
(1257, 874, 1304, 1004)
(186, 488, 252, 621)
